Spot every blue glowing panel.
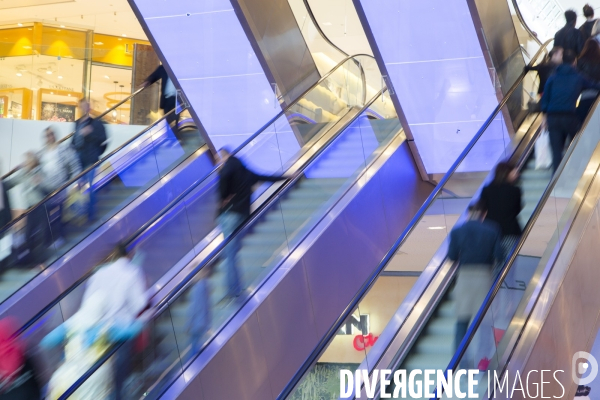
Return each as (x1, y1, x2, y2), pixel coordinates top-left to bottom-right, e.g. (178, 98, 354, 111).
(133, 0, 281, 148)
(356, 0, 506, 173)
(305, 116, 377, 179)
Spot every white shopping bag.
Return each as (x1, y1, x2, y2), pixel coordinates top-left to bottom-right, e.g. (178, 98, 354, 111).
(535, 129, 552, 170)
(0, 232, 13, 261)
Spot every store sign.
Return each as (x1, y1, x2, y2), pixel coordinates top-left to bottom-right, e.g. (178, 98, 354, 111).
(353, 333, 379, 351)
(337, 313, 380, 351)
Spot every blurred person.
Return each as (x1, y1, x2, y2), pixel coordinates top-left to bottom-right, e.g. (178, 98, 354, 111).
(39, 127, 81, 246)
(554, 10, 584, 56)
(187, 264, 214, 356)
(0, 318, 41, 400)
(0, 163, 12, 230)
(541, 49, 600, 171)
(448, 203, 504, 371)
(217, 147, 288, 300)
(72, 99, 107, 221)
(139, 65, 181, 141)
(3, 152, 52, 264)
(42, 243, 147, 400)
(479, 162, 523, 243)
(580, 4, 597, 42)
(577, 39, 600, 122)
(524, 47, 563, 97)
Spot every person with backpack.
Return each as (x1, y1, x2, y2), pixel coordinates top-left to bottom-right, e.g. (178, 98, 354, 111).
(580, 4, 597, 42)
(72, 99, 107, 221)
(39, 127, 81, 246)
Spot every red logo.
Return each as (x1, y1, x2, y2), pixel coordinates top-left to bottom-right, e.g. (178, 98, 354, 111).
(353, 333, 379, 351)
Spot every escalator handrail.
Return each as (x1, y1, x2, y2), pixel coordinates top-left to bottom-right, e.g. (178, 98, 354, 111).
(512, 0, 543, 46)
(275, 38, 554, 400)
(0, 107, 180, 236)
(123, 53, 376, 248)
(57, 87, 388, 400)
(441, 92, 600, 392)
(12, 53, 376, 340)
(0, 85, 149, 181)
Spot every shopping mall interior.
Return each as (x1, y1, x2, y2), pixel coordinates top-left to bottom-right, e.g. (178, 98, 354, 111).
(0, 0, 599, 399)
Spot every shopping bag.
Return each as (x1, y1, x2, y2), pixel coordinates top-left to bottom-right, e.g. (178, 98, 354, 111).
(535, 129, 552, 170)
(63, 185, 88, 225)
(0, 232, 12, 262)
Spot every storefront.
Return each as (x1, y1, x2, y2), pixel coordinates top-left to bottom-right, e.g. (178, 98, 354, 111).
(0, 22, 155, 124)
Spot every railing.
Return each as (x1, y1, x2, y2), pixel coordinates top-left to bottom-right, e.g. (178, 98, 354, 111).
(277, 36, 553, 400)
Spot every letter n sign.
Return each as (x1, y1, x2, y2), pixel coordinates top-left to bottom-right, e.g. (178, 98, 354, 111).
(338, 313, 369, 335)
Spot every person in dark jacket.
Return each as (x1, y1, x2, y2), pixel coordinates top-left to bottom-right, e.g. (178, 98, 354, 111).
(72, 99, 107, 221)
(580, 4, 597, 42)
(448, 203, 503, 370)
(217, 147, 288, 299)
(140, 65, 181, 141)
(541, 50, 600, 171)
(524, 46, 563, 96)
(577, 39, 600, 122)
(479, 162, 523, 251)
(555, 10, 585, 56)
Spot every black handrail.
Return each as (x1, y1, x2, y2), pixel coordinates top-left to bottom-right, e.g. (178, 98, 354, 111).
(124, 53, 375, 247)
(11, 53, 377, 341)
(512, 0, 543, 46)
(0, 107, 179, 236)
(57, 87, 388, 400)
(276, 38, 554, 400)
(0, 85, 149, 181)
(439, 92, 600, 399)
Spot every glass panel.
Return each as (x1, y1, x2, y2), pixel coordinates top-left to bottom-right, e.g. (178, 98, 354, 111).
(284, 64, 553, 398)
(0, 112, 205, 306)
(55, 85, 402, 398)
(449, 100, 600, 395)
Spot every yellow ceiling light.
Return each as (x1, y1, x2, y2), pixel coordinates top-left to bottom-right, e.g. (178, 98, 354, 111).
(94, 42, 104, 45)
(16, 73, 22, 77)
(58, 76, 63, 79)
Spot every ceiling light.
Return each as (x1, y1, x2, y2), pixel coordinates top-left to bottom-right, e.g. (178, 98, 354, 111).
(50, 92, 54, 94)
(16, 73, 22, 77)
(58, 75, 63, 79)
(323, 22, 332, 26)
(89, 90, 93, 92)
(427, 226, 446, 230)
(60, 25, 65, 28)
(94, 42, 103, 45)
(27, 28, 32, 31)
(46, 70, 52, 74)
(23, 46, 31, 49)
(118, 38, 122, 41)
(121, 34, 127, 37)
(17, 23, 22, 26)
(104, 75, 110, 79)
(68, 94, 71, 96)
(57, 29, 61, 32)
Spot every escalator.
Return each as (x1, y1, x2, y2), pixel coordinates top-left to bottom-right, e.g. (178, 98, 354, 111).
(48, 36, 554, 399)
(0, 88, 210, 323)
(275, 38, 556, 400)
(10, 54, 410, 399)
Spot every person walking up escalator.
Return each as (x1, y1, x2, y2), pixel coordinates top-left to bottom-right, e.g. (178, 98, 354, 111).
(580, 4, 597, 43)
(554, 10, 584, 56)
(541, 50, 600, 172)
(217, 147, 289, 302)
(448, 203, 504, 371)
(577, 39, 600, 123)
(139, 65, 181, 142)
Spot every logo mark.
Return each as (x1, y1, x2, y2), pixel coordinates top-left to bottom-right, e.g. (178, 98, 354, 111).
(572, 351, 598, 385)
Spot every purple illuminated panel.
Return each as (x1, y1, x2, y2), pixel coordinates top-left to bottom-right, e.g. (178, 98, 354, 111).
(131, 0, 281, 149)
(355, 0, 508, 174)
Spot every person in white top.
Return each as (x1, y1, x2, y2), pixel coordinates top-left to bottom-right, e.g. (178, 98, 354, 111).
(38, 127, 81, 246)
(42, 243, 147, 400)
